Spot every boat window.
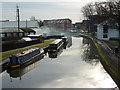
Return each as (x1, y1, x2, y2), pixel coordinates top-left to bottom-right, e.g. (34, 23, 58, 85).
(10, 56, 19, 65)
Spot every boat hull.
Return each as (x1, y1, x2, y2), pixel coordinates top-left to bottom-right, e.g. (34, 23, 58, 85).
(8, 53, 44, 68)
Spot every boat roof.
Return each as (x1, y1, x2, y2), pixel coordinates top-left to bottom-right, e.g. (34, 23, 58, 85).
(50, 39, 62, 45)
(61, 36, 67, 39)
(13, 47, 40, 57)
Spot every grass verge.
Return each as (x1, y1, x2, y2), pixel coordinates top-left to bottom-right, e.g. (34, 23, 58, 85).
(1, 39, 55, 62)
(81, 33, 92, 36)
(93, 40, 120, 81)
(104, 40, 119, 46)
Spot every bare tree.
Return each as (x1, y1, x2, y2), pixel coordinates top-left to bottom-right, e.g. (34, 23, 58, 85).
(81, 3, 95, 19)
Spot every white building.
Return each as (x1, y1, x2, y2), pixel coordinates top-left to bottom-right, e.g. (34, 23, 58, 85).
(0, 20, 39, 33)
(30, 16, 36, 21)
(95, 19, 119, 40)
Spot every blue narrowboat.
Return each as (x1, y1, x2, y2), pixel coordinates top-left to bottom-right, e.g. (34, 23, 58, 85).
(8, 47, 41, 68)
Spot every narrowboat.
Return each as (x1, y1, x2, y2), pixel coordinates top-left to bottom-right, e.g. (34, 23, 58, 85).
(7, 54, 44, 81)
(48, 48, 63, 58)
(8, 47, 41, 68)
(48, 39, 64, 53)
(62, 37, 68, 49)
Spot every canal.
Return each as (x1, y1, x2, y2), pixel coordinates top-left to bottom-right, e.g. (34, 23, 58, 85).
(2, 37, 117, 88)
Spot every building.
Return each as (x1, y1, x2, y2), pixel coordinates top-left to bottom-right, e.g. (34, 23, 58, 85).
(95, 19, 119, 40)
(75, 20, 89, 30)
(82, 20, 89, 31)
(71, 24, 75, 30)
(74, 20, 89, 33)
(0, 20, 37, 40)
(75, 22, 82, 30)
(43, 18, 72, 31)
(30, 16, 36, 21)
(1, 20, 39, 32)
(0, 20, 39, 33)
(88, 15, 104, 35)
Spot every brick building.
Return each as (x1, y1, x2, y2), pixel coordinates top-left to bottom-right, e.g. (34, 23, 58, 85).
(43, 18, 72, 31)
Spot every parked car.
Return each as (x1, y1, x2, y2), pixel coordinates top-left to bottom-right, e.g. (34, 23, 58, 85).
(70, 30, 77, 33)
(80, 30, 88, 33)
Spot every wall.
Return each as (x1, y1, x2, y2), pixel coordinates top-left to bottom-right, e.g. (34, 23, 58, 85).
(109, 29, 119, 39)
(96, 24, 119, 40)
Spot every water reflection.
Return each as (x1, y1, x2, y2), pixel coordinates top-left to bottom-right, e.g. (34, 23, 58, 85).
(67, 36, 72, 48)
(7, 54, 44, 81)
(82, 38, 99, 66)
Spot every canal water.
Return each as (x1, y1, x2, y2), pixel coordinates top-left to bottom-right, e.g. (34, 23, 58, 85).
(2, 37, 117, 88)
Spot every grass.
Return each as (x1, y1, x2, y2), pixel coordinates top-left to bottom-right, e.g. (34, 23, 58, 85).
(104, 40, 119, 46)
(81, 33, 93, 36)
(93, 40, 109, 65)
(1, 39, 55, 62)
(93, 40, 120, 80)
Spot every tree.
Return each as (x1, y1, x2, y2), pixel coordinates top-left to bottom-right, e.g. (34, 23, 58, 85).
(81, 3, 95, 19)
(38, 20, 43, 27)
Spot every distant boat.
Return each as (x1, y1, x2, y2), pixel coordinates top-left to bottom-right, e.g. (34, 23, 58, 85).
(8, 47, 41, 68)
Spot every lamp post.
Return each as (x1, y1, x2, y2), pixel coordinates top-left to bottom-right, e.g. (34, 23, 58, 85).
(16, 5, 20, 32)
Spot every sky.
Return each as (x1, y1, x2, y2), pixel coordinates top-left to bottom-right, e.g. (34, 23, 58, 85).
(1, 0, 105, 23)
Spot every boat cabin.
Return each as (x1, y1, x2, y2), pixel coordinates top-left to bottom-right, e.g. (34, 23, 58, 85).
(48, 39, 63, 52)
(9, 47, 40, 67)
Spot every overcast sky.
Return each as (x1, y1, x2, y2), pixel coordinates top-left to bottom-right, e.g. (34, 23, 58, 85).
(1, 0, 105, 23)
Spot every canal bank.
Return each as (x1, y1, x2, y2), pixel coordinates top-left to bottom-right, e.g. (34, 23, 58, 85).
(79, 34, 120, 89)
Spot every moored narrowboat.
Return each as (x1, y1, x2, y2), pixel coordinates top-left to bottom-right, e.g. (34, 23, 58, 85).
(62, 37, 68, 49)
(8, 47, 41, 68)
(48, 47, 63, 58)
(48, 39, 64, 53)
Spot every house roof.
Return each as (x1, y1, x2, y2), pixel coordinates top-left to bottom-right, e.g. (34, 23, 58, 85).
(96, 18, 118, 29)
(43, 18, 72, 24)
(13, 47, 39, 57)
(94, 17, 107, 24)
